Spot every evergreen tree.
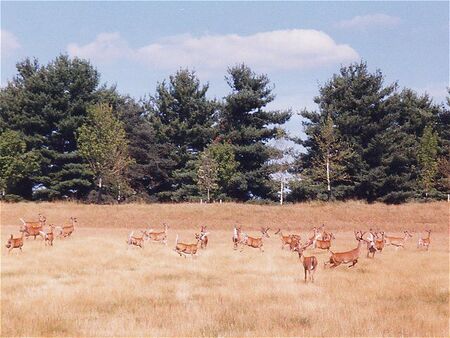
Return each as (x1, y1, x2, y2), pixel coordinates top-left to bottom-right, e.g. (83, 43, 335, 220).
(0, 55, 99, 199)
(146, 69, 218, 201)
(220, 64, 291, 200)
(417, 126, 438, 197)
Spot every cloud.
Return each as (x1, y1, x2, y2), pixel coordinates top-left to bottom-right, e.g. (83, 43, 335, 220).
(336, 14, 401, 30)
(67, 29, 359, 71)
(1, 29, 21, 56)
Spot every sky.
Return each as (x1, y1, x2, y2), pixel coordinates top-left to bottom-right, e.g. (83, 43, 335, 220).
(1, 1, 449, 139)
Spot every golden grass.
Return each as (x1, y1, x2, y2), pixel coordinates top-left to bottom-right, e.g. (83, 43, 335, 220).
(1, 202, 449, 337)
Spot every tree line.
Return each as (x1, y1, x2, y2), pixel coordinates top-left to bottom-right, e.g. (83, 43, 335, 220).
(0, 55, 448, 204)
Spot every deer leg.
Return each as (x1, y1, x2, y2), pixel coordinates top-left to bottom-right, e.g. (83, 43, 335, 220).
(348, 259, 358, 268)
(304, 268, 307, 283)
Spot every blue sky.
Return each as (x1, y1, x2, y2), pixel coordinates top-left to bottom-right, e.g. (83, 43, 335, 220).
(1, 1, 449, 138)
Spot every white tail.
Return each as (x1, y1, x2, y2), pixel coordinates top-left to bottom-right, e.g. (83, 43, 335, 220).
(175, 234, 179, 246)
(19, 218, 26, 225)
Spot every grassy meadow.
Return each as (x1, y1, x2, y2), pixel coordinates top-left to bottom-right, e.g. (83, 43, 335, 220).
(1, 201, 449, 337)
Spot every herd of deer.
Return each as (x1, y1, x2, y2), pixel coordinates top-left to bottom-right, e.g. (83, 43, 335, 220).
(5, 214, 77, 253)
(5, 214, 433, 283)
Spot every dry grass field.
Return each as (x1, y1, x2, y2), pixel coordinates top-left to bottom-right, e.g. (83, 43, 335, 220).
(1, 201, 449, 337)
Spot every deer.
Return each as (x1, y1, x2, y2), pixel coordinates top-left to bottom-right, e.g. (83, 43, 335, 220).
(39, 224, 55, 246)
(126, 231, 148, 249)
(324, 231, 365, 268)
(174, 234, 201, 258)
(385, 230, 413, 249)
(5, 232, 25, 253)
(240, 227, 270, 252)
(196, 225, 209, 249)
(19, 214, 46, 240)
(145, 223, 169, 245)
(417, 229, 431, 251)
(232, 225, 243, 250)
(274, 229, 300, 250)
(294, 241, 318, 283)
(375, 231, 386, 252)
(314, 232, 335, 251)
(56, 217, 77, 238)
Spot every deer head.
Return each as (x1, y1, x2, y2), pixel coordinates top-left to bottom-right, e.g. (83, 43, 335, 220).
(261, 227, 270, 238)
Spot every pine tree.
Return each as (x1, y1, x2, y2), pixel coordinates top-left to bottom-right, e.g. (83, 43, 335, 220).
(417, 125, 438, 198)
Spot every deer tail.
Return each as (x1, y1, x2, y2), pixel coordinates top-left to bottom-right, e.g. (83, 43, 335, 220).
(20, 218, 26, 225)
(175, 234, 179, 247)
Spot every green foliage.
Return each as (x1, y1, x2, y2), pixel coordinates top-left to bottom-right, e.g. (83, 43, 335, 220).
(417, 126, 438, 195)
(197, 147, 219, 202)
(77, 103, 133, 200)
(0, 130, 39, 195)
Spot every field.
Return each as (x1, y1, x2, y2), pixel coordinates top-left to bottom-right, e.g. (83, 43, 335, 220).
(1, 201, 449, 337)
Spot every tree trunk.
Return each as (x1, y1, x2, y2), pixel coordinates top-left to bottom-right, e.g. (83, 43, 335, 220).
(97, 177, 103, 204)
(207, 187, 210, 203)
(326, 152, 331, 201)
(280, 179, 284, 205)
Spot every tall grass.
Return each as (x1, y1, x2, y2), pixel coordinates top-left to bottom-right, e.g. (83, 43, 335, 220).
(1, 202, 449, 337)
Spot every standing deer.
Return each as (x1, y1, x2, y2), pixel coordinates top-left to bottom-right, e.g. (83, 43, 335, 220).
(274, 229, 300, 250)
(40, 224, 55, 246)
(375, 231, 386, 252)
(5, 232, 25, 253)
(196, 226, 209, 249)
(294, 242, 318, 283)
(146, 223, 169, 245)
(385, 230, 413, 249)
(324, 231, 365, 268)
(240, 227, 270, 252)
(417, 229, 431, 251)
(232, 225, 242, 250)
(57, 217, 77, 238)
(174, 234, 201, 258)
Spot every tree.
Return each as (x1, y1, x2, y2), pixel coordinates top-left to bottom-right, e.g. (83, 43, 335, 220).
(417, 126, 438, 197)
(147, 69, 218, 201)
(309, 114, 353, 200)
(220, 64, 291, 200)
(0, 130, 39, 198)
(0, 55, 100, 199)
(77, 103, 133, 203)
(197, 148, 219, 202)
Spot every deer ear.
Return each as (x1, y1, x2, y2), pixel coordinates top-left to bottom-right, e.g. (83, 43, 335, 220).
(10, 234, 13, 239)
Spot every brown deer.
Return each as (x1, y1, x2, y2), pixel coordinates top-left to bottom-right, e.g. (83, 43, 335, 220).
(6, 232, 25, 253)
(232, 225, 243, 250)
(174, 234, 201, 258)
(324, 231, 365, 268)
(417, 229, 431, 251)
(314, 233, 335, 250)
(196, 226, 209, 249)
(274, 229, 300, 250)
(40, 225, 55, 246)
(375, 231, 386, 252)
(240, 227, 270, 252)
(146, 223, 169, 245)
(20, 214, 46, 240)
(126, 231, 148, 249)
(385, 230, 413, 249)
(294, 242, 318, 283)
(57, 217, 77, 238)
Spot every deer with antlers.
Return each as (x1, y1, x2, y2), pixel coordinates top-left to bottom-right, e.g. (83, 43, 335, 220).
(240, 227, 270, 252)
(174, 234, 201, 258)
(126, 231, 148, 249)
(324, 231, 365, 268)
(5, 231, 25, 253)
(385, 230, 413, 249)
(294, 241, 318, 283)
(417, 229, 431, 251)
(145, 223, 169, 245)
(19, 214, 46, 240)
(274, 229, 301, 250)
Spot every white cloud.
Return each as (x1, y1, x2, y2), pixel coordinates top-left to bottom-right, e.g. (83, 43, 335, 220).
(1, 29, 21, 56)
(336, 14, 401, 30)
(67, 29, 359, 71)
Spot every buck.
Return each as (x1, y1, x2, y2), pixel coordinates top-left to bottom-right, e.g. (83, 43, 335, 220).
(126, 231, 148, 248)
(174, 234, 201, 258)
(314, 232, 335, 251)
(324, 231, 365, 268)
(375, 231, 386, 252)
(5, 232, 25, 253)
(232, 225, 242, 250)
(385, 230, 413, 249)
(274, 229, 300, 250)
(39, 225, 55, 246)
(240, 227, 270, 252)
(57, 217, 77, 238)
(146, 223, 169, 245)
(20, 214, 46, 240)
(196, 225, 209, 249)
(417, 229, 431, 251)
(294, 242, 318, 283)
